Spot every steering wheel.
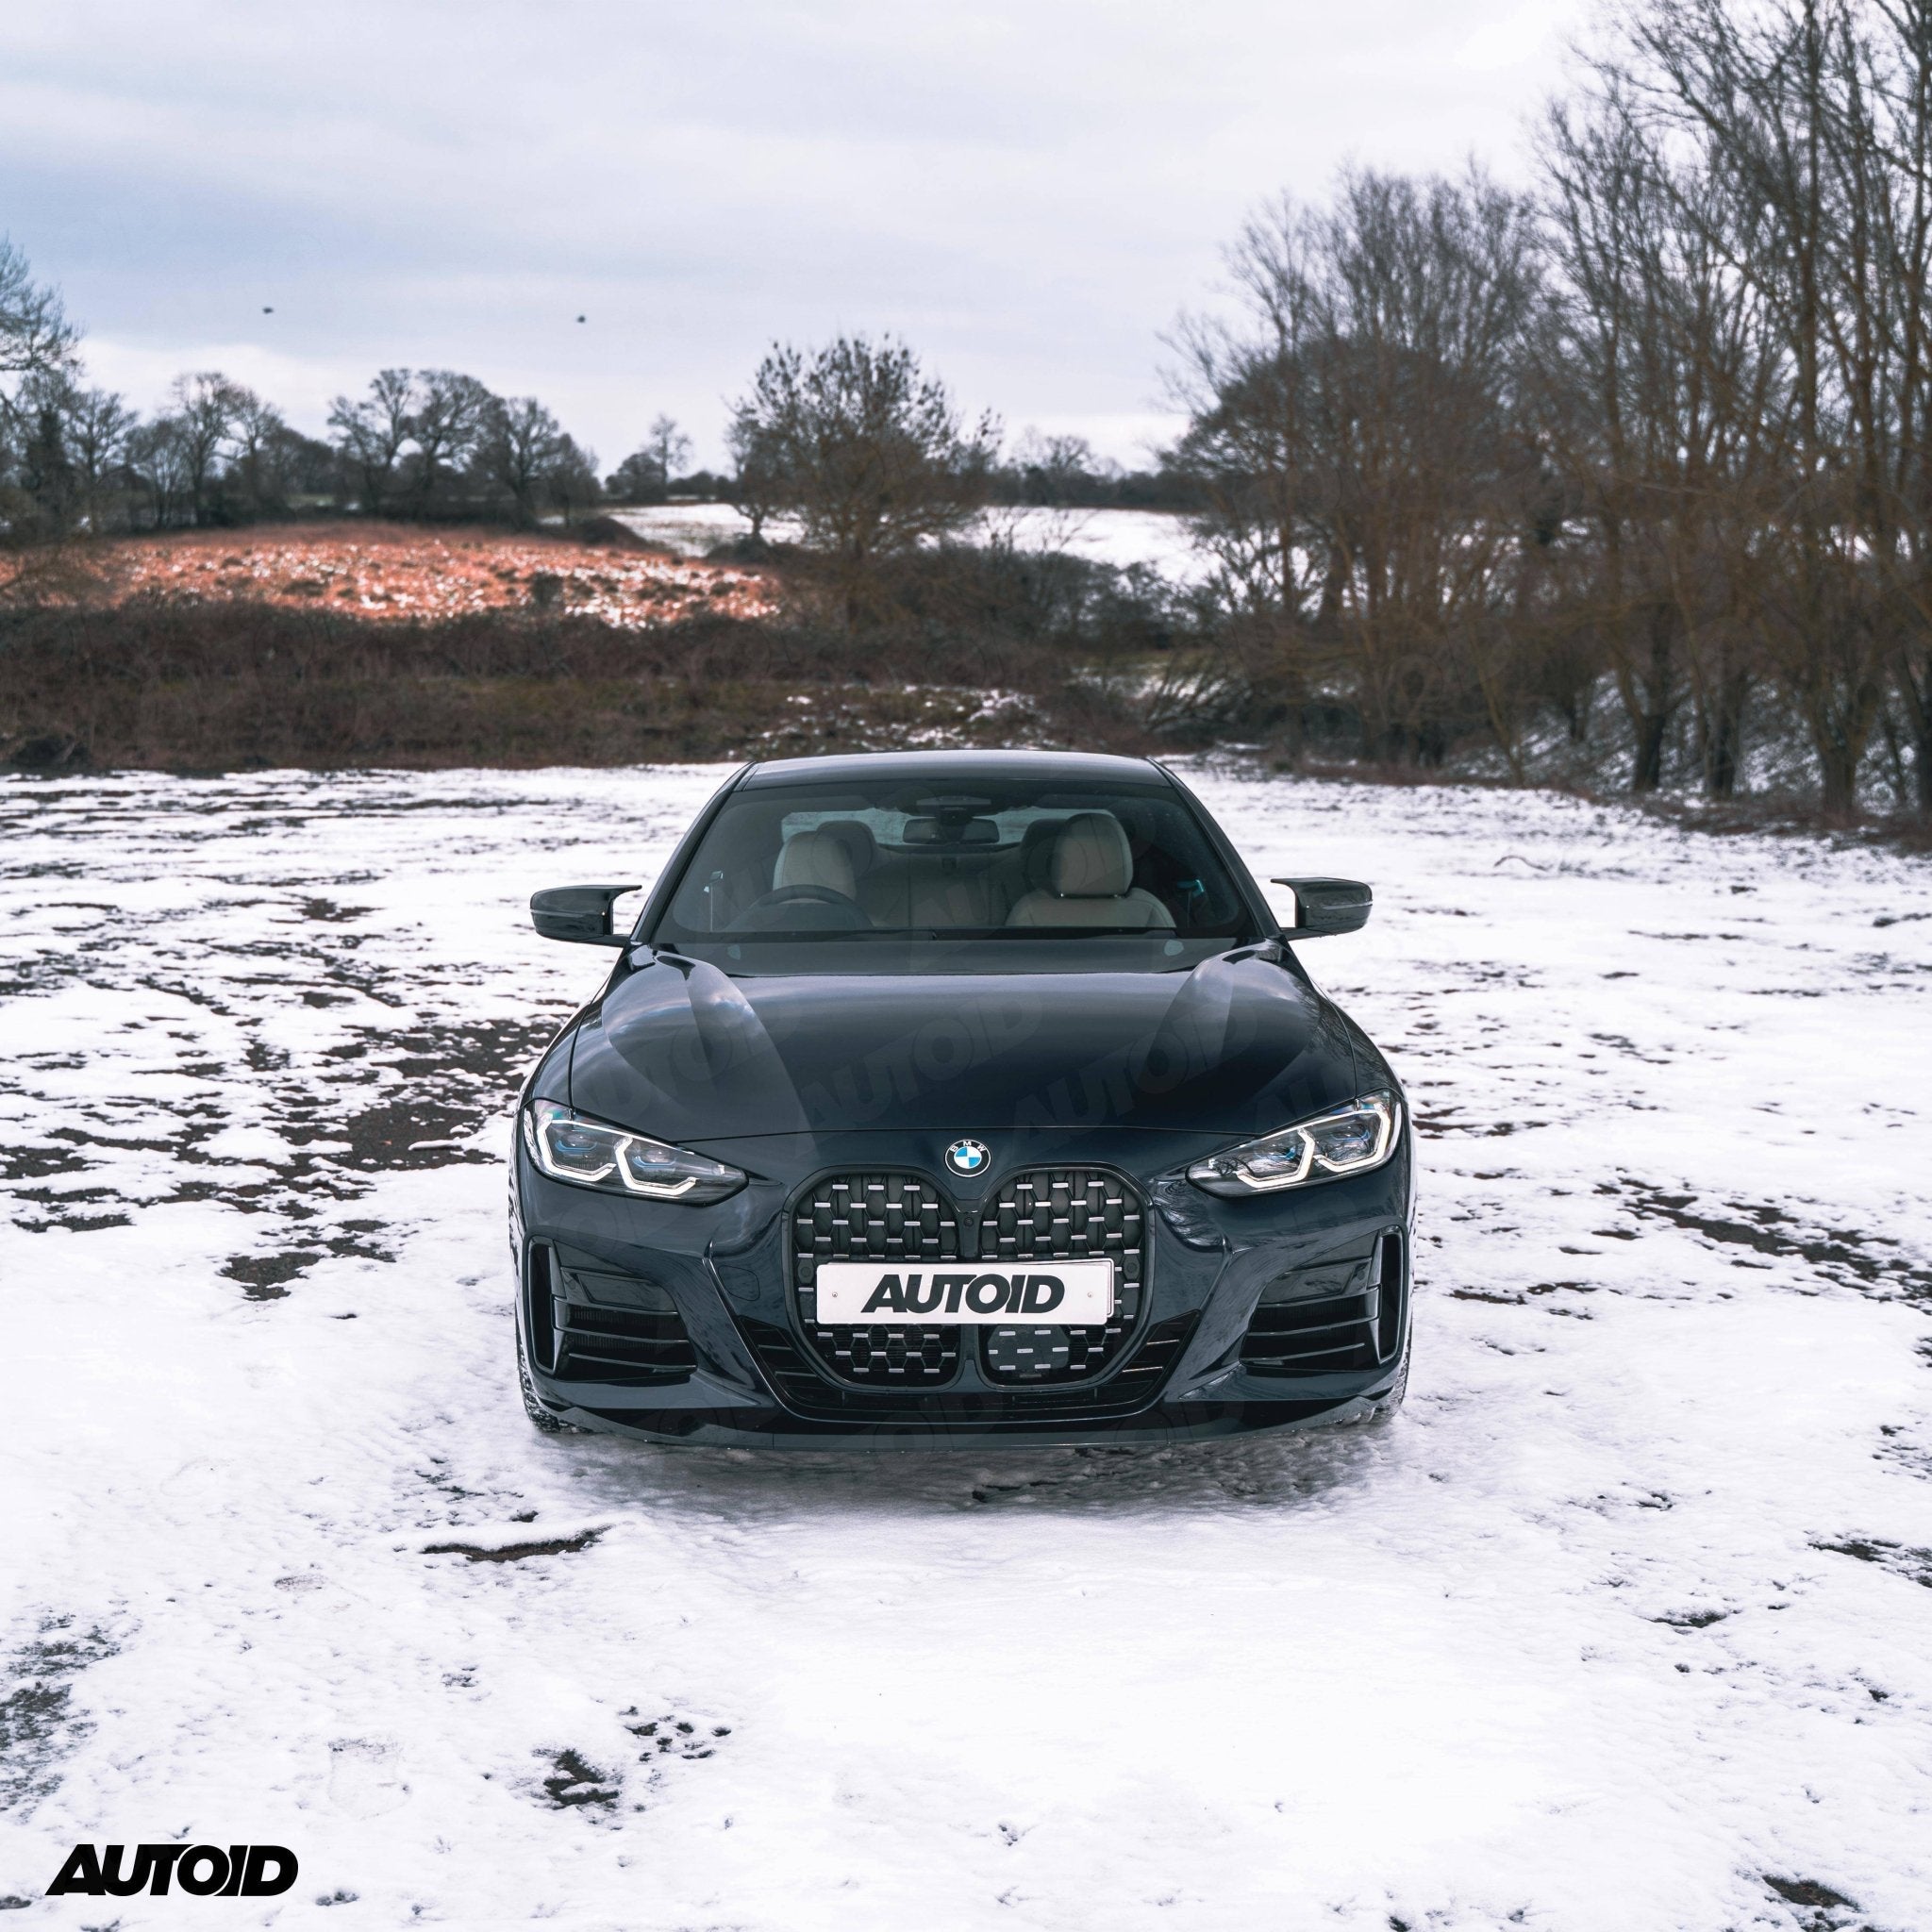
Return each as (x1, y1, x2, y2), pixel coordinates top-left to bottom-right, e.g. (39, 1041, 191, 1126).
(728, 885, 871, 932)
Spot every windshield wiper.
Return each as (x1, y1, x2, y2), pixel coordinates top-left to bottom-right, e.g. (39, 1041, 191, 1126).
(664, 927, 1246, 946)
(958, 925, 1244, 941)
(680, 927, 944, 944)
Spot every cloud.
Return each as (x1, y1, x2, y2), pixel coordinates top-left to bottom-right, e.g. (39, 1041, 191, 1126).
(80, 338, 375, 436)
(1455, 0, 1576, 74)
(4, 0, 1583, 466)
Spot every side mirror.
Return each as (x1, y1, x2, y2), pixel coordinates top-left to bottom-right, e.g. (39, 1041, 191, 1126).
(1272, 876, 1372, 938)
(530, 883, 641, 946)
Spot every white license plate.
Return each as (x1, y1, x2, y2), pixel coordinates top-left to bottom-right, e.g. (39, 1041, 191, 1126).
(810, 1257, 1115, 1325)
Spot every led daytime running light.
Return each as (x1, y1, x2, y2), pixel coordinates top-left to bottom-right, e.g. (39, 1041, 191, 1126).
(1186, 1093, 1400, 1196)
(522, 1102, 743, 1204)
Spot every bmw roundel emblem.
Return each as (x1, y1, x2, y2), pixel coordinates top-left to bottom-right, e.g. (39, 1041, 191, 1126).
(944, 1138, 991, 1179)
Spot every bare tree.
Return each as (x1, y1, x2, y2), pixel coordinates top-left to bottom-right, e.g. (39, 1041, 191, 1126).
(1167, 203, 1332, 748)
(269, 426, 344, 507)
(1157, 5, 1932, 809)
(646, 413, 691, 491)
(328, 369, 415, 516)
(1010, 430, 1108, 505)
(725, 408, 785, 540)
(604, 449, 657, 504)
(1539, 84, 1785, 795)
(606, 415, 694, 504)
(476, 395, 567, 525)
(10, 382, 79, 536)
(1172, 168, 1543, 768)
(6, 375, 142, 536)
(127, 415, 194, 529)
(0, 240, 77, 441)
(163, 372, 248, 525)
(405, 369, 493, 517)
(1870, 0, 1932, 808)
(226, 390, 291, 517)
(58, 382, 139, 531)
(545, 434, 602, 526)
(1617, 0, 1916, 814)
(729, 336, 1000, 625)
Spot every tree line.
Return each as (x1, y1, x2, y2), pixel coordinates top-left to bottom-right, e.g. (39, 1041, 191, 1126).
(1172, 0, 1932, 814)
(0, 287, 1179, 544)
(0, 322, 708, 531)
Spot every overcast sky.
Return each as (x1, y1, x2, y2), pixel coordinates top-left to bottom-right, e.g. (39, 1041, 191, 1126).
(3, 0, 1585, 471)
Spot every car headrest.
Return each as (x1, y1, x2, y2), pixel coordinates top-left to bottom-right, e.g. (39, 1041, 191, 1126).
(1051, 812, 1134, 897)
(811, 819, 877, 876)
(1019, 818, 1064, 890)
(774, 826, 858, 899)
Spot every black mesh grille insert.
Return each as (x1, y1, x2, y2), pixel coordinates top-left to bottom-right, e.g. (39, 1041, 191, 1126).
(741, 1313, 1196, 1425)
(791, 1173, 962, 1387)
(784, 1167, 1151, 1395)
(974, 1170, 1145, 1383)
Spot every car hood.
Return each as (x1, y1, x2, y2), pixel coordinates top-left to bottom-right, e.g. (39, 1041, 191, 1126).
(567, 949, 1359, 1144)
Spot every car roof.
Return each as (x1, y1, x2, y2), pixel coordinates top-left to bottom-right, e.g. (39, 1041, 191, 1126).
(736, 748, 1172, 791)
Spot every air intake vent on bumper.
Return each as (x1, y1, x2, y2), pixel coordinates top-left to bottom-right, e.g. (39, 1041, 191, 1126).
(534, 1253, 697, 1385)
(1239, 1232, 1403, 1376)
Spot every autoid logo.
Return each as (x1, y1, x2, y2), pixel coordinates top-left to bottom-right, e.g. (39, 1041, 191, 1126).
(812, 1255, 1113, 1324)
(47, 1842, 298, 1898)
(862, 1270, 1066, 1316)
(944, 1138, 990, 1178)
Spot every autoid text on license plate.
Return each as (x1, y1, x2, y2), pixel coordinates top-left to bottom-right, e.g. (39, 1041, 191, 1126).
(810, 1258, 1114, 1324)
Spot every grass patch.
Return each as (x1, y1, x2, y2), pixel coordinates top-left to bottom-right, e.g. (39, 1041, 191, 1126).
(0, 600, 1160, 771)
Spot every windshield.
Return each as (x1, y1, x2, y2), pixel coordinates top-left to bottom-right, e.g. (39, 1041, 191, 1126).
(647, 774, 1261, 973)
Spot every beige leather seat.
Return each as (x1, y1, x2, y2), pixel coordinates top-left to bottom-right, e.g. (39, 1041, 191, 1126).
(1004, 812, 1174, 928)
(812, 819, 878, 882)
(879, 866, 999, 927)
(773, 825, 860, 900)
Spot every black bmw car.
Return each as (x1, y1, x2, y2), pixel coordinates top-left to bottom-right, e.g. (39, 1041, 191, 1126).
(509, 749, 1412, 1447)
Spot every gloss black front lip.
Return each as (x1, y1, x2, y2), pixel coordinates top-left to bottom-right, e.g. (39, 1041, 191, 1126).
(545, 1391, 1401, 1451)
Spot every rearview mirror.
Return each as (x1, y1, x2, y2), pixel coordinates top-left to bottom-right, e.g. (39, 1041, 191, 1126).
(903, 816, 999, 846)
(1272, 876, 1372, 939)
(530, 883, 641, 946)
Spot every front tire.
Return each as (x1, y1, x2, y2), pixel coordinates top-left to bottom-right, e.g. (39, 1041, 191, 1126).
(1365, 1333, 1410, 1423)
(517, 1328, 575, 1434)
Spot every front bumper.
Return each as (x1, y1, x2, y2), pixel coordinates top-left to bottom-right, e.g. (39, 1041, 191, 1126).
(509, 1126, 1414, 1450)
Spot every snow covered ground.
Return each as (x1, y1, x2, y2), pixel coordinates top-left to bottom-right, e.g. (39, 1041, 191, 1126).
(610, 502, 1206, 579)
(2, 764, 1929, 1930)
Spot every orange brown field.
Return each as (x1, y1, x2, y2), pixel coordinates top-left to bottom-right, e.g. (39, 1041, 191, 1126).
(0, 522, 780, 627)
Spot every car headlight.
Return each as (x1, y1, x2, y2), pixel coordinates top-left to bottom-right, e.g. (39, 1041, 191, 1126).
(521, 1101, 747, 1204)
(1186, 1093, 1400, 1196)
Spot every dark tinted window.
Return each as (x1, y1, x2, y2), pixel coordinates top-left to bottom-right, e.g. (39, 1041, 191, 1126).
(649, 776, 1257, 970)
